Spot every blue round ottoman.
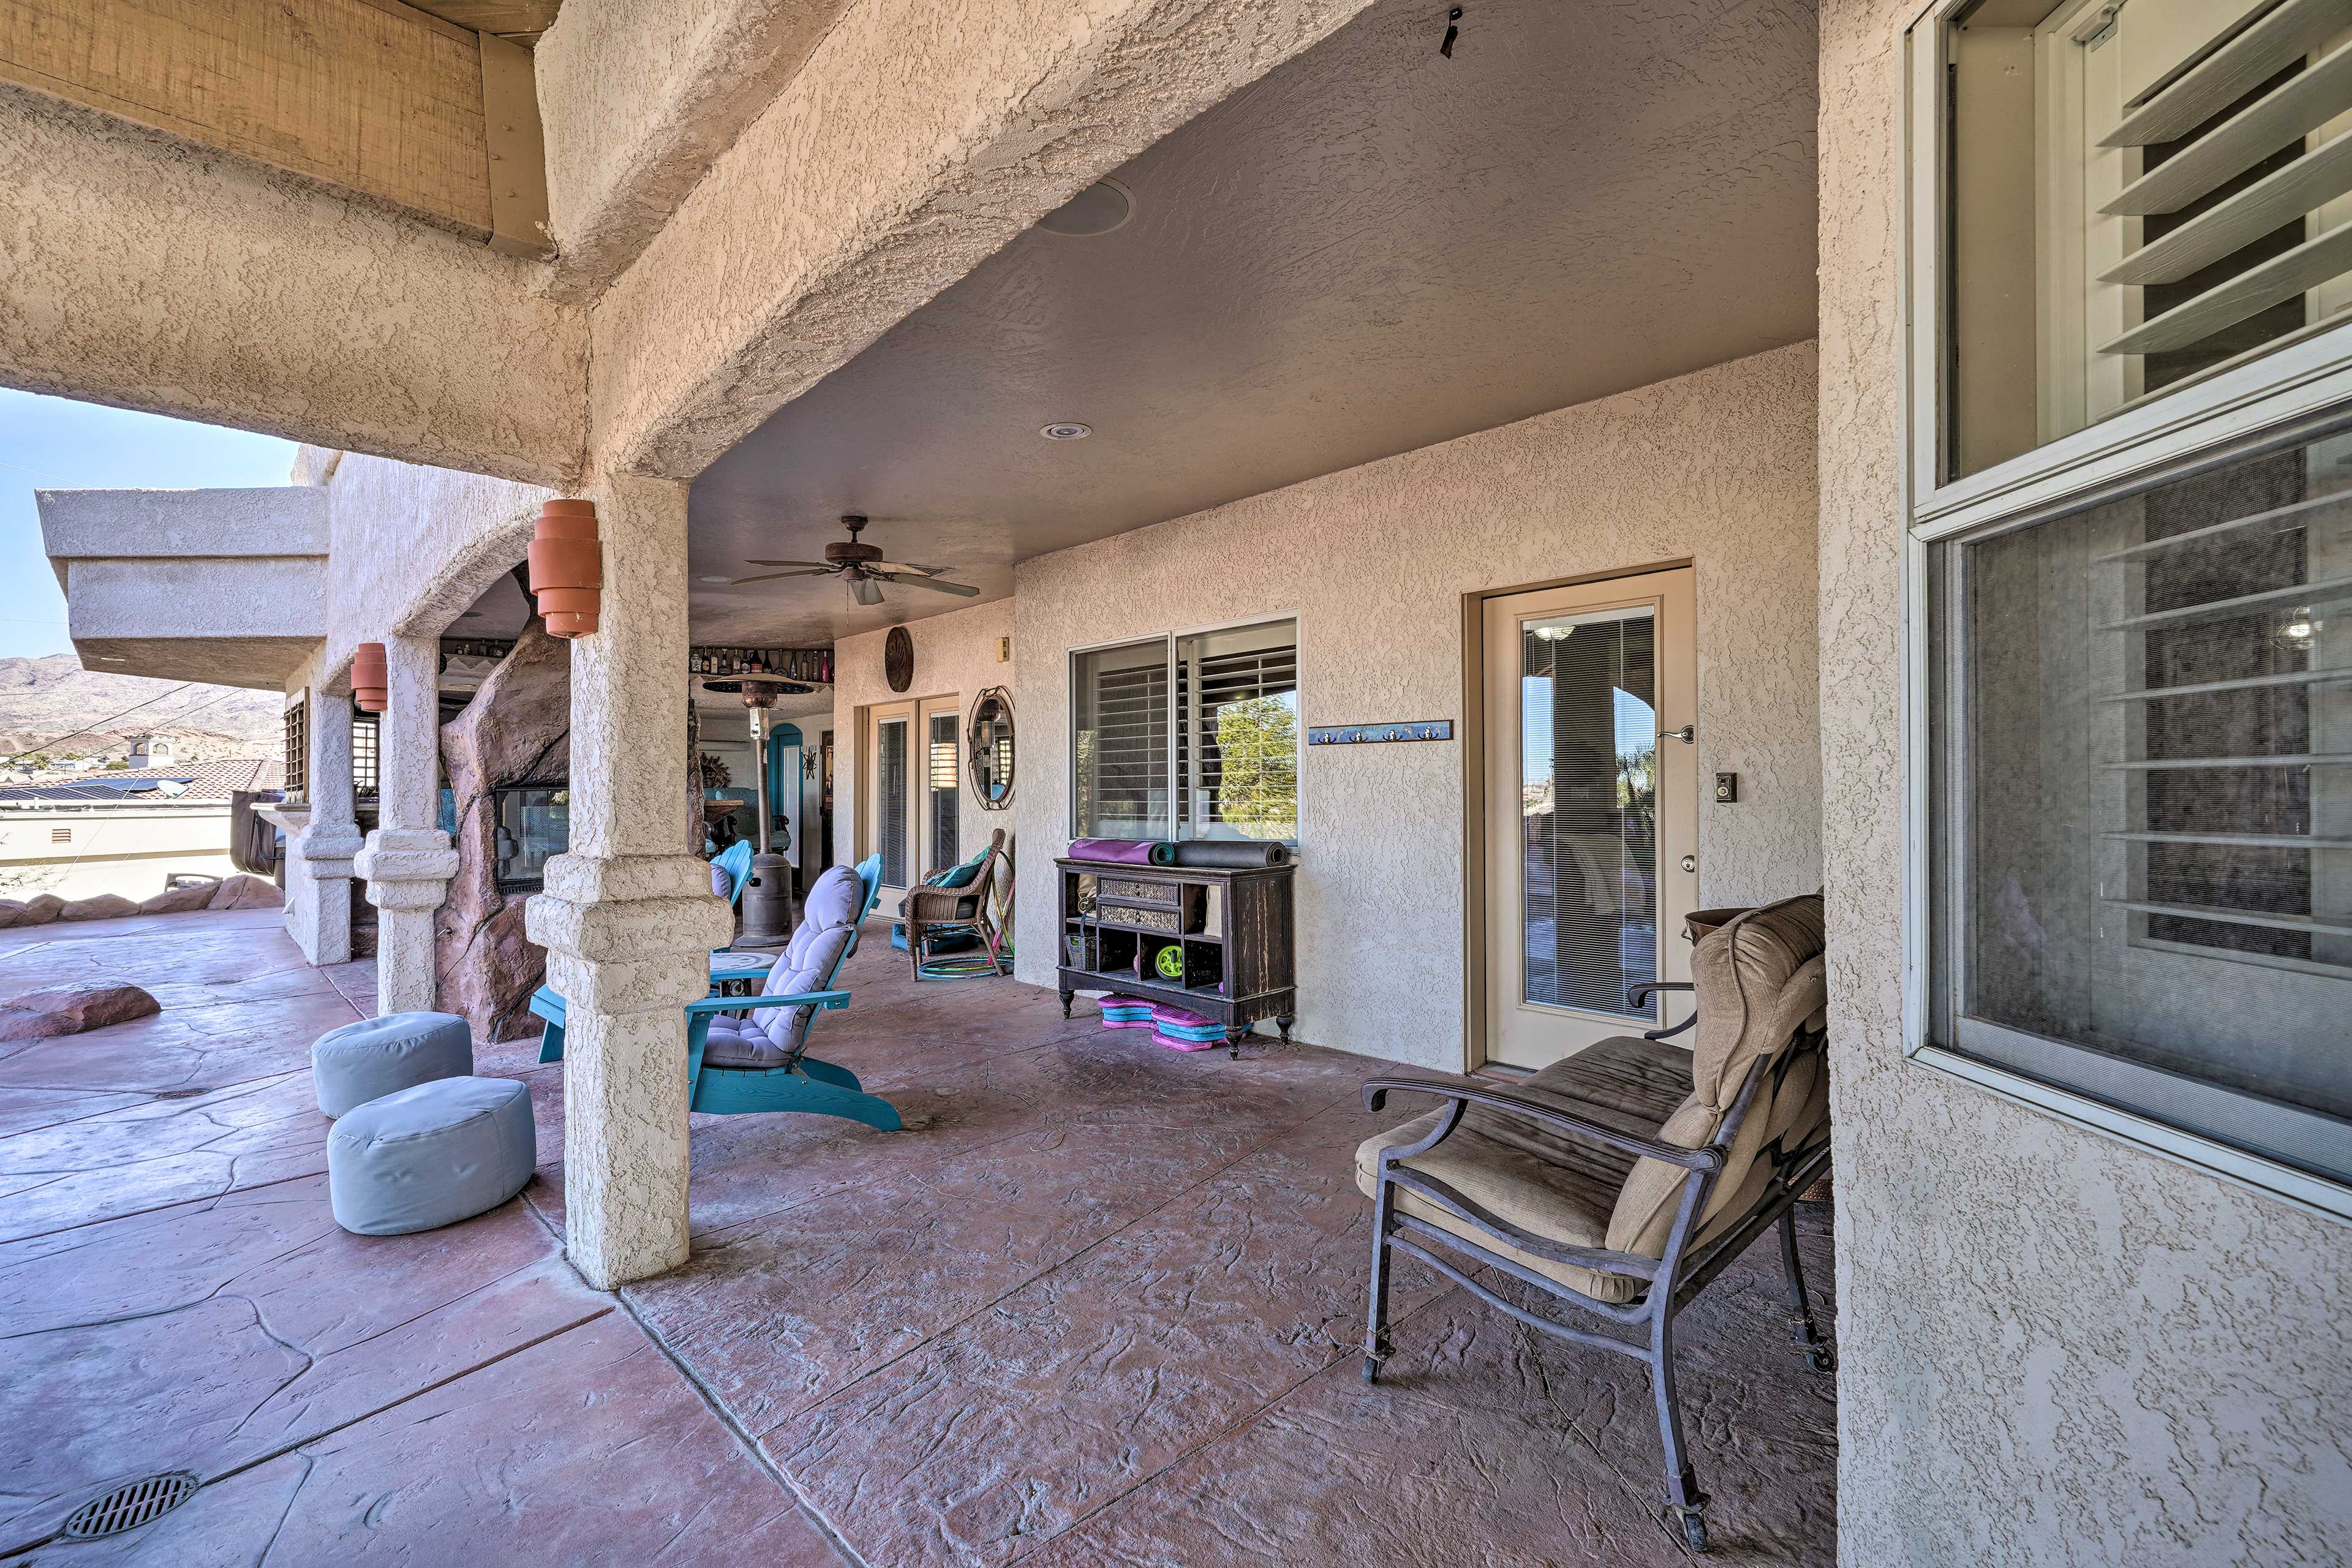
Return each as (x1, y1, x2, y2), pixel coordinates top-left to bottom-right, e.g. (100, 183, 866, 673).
(328, 1076, 536, 1236)
(312, 1011, 472, 1117)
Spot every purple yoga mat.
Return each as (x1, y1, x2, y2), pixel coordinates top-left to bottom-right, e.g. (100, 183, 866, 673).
(1066, 838, 1163, 865)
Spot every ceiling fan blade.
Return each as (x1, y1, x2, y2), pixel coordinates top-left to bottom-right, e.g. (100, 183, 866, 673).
(870, 561, 951, 576)
(889, 575, 982, 597)
(850, 576, 885, 606)
(725, 568, 830, 585)
(742, 560, 831, 569)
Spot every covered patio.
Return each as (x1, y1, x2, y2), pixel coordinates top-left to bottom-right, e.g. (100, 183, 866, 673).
(0, 905, 1834, 1564)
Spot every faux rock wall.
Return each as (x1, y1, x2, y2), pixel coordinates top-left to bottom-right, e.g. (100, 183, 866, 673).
(435, 623, 570, 1046)
(1011, 342, 1823, 1071)
(1817, 2, 2352, 1560)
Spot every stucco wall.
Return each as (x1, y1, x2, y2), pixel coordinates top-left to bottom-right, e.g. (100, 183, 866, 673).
(318, 451, 556, 683)
(831, 600, 1017, 895)
(1818, 4, 2352, 1562)
(0, 90, 586, 485)
(1009, 341, 1822, 1071)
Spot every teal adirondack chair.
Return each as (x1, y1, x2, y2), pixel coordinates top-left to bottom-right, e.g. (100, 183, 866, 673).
(709, 840, 753, 953)
(531, 855, 898, 1129)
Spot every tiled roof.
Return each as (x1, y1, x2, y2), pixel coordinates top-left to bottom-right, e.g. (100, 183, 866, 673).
(0, 757, 284, 804)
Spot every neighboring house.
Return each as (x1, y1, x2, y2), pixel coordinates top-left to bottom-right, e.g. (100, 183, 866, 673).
(7, 0, 2349, 1559)
(0, 758, 284, 900)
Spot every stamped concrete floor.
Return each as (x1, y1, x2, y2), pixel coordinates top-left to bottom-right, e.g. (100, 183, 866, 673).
(0, 909, 1836, 1566)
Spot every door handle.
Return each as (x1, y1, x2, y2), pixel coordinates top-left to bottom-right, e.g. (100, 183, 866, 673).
(1679, 855, 1696, 873)
(1659, 724, 1694, 745)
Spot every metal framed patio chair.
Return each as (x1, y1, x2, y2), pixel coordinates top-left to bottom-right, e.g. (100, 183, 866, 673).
(532, 855, 900, 1129)
(1356, 892, 1833, 1554)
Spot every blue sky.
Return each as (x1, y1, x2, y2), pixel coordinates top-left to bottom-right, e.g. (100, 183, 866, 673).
(0, 390, 299, 660)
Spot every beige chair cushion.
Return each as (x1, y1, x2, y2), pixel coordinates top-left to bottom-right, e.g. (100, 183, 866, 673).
(1354, 1035, 1694, 1306)
(1604, 894, 1826, 1259)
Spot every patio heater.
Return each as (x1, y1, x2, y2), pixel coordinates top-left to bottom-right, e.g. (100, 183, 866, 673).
(704, 676, 812, 948)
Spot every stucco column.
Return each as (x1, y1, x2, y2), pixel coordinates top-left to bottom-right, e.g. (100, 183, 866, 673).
(524, 475, 729, 1289)
(355, 636, 458, 1014)
(289, 688, 363, 966)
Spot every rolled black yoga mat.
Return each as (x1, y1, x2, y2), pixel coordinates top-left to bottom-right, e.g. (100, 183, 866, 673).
(1168, 839, 1289, 869)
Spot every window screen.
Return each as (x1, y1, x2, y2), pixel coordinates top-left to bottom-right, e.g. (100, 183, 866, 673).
(1073, 641, 1170, 839)
(1178, 624, 1299, 842)
(1932, 420, 2352, 1182)
(1943, 0, 2352, 478)
(1072, 622, 1300, 842)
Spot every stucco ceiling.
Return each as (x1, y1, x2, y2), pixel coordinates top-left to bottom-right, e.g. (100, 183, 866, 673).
(685, 0, 1819, 646)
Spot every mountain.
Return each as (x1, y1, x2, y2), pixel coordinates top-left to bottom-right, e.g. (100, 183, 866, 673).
(0, 655, 284, 761)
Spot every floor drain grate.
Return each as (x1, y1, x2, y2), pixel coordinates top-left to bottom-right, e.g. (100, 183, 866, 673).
(62, 1473, 200, 1539)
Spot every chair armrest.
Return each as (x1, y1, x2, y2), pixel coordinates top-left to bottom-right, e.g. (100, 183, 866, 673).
(684, 989, 850, 1016)
(1362, 1076, 1722, 1172)
(1626, 980, 1693, 1009)
(529, 986, 567, 1026)
(902, 885, 975, 916)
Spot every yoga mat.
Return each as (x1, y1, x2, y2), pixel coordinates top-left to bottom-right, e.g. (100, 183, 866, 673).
(1067, 838, 1165, 865)
(1168, 839, 1289, 869)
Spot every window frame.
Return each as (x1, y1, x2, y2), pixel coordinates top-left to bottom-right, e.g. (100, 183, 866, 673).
(1066, 612, 1303, 847)
(1904, 0, 2352, 1223)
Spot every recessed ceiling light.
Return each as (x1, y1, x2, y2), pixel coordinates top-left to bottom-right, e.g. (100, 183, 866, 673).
(1036, 179, 1133, 238)
(698, 575, 731, 583)
(1041, 423, 1093, 441)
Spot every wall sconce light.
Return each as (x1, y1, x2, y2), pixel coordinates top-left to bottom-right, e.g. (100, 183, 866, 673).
(530, 499, 602, 638)
(352, 642, 388, 714)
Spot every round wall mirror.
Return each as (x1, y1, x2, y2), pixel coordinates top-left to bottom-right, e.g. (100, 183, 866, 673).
(968, 687, 1015, 810)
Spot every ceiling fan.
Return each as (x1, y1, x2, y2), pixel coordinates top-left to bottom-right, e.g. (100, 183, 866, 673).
(726, 514, 981, 607)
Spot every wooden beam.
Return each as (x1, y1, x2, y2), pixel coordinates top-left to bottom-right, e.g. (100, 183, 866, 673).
(479, 32, 551, 256)
(407, 1, 562, 45)
(0, 0, 554, 243)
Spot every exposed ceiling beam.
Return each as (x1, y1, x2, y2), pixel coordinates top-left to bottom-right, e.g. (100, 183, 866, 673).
(0, 0, 551, 254)
(407, 1, 565, 46)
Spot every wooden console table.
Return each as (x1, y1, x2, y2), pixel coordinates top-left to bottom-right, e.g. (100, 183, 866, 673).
(1055, 856, 1297, 1057)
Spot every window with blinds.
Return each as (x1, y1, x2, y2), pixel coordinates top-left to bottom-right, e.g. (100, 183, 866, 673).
(1932, 421, 2352, 1183)
(1945, 0, 2352, 478)
(1178, 624, 1298, 842)
(927, 712, 960, 873)
(1071, 620, 1299, 842)
(876, 717, 909, 888)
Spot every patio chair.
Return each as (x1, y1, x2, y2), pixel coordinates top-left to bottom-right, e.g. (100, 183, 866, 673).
(533, 855, 900, 1129)
(899, 828, 1008, 979)
(707, 840, 754, 954)
(1357, 892, 1833, 1555)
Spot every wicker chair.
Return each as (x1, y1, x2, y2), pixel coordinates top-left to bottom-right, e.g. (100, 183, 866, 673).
(899, 828, 1008, 979)
(1357, 892, 1833, 1554)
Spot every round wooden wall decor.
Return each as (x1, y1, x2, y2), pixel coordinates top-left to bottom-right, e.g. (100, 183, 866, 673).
(884, 626, 914, 693)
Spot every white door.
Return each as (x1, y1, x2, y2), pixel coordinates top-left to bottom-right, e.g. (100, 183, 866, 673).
(866, 703, 914, 910)
(1483, 568, 1699, 1071)
(865, 695, 962, 912)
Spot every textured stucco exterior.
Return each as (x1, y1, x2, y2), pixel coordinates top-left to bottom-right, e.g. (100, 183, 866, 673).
(831, 599, 1019, 880)
(534, 0, 856, 301)
(34, 485, 330, 689)
(318, 451, 555, 665)
(1010, 342, 1823, 1072)
(1818, 3, 2352, 1562)
(0, 91, 587, 486)
(587, 0, 1376, 480)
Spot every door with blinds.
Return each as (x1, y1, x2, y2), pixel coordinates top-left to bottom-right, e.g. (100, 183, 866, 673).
(864, 695, 962, 912)
(1482, 570, 1699, 1071)
(867, 704, 913, 909)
